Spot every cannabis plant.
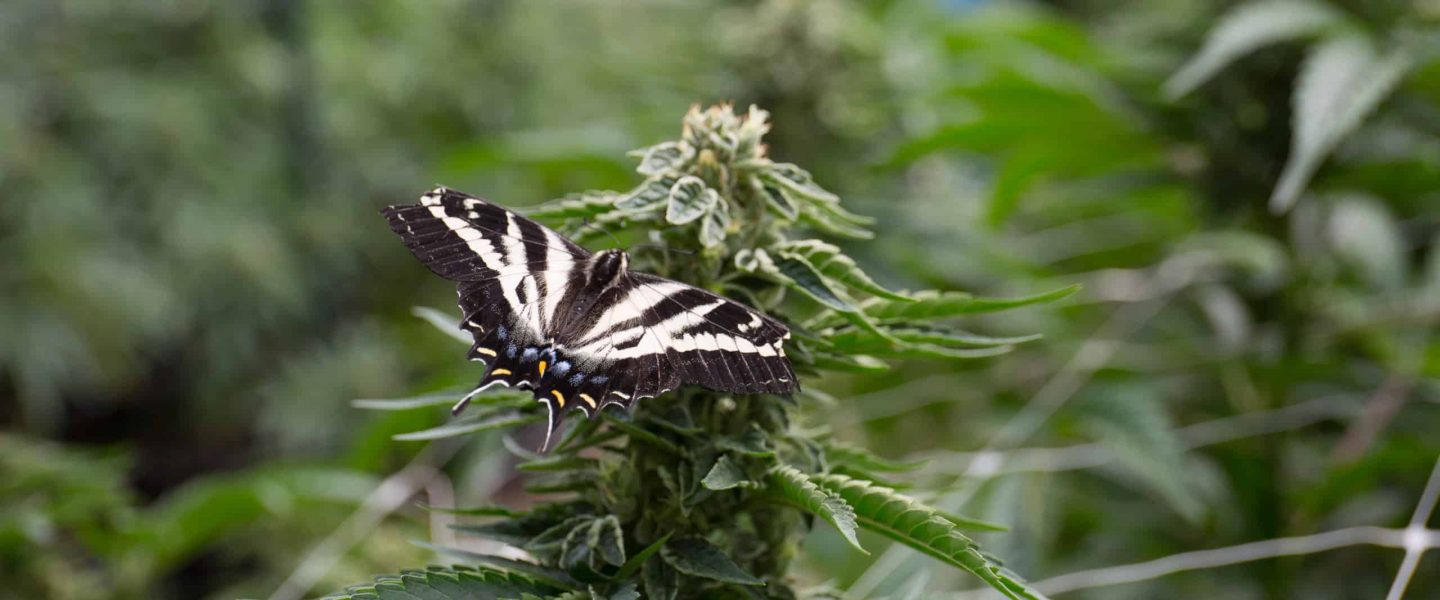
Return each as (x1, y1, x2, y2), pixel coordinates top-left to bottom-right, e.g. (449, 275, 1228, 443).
(333, 105, 1070, 599)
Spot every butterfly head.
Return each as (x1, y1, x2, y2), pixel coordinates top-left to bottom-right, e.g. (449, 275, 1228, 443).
(587, 249, 629, 289)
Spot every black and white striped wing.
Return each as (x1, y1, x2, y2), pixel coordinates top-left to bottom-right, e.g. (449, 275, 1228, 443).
(555, 272, 796, 412)
(383, 186, 798, 444)
(381, 187, 585, 391)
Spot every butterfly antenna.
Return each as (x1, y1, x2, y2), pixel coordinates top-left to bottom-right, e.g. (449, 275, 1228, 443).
(578, 218, 623, 249)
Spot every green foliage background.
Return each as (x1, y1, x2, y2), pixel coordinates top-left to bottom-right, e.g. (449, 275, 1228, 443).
(3, 0, 1439, 598)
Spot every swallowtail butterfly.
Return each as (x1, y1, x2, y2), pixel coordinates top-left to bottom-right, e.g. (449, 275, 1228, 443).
(383, 187, 796, 446)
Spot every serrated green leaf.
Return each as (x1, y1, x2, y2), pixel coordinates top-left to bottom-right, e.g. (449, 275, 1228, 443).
(592, 516, 626, 567)
(797, 199, 874, 240)
(774, 239, 910, 301)
(603, 583, 641, 600)
(660, 537, 764, 586)
(555, 427, 625, 455)
(526, 470, 599, 495)
(816, 324, 1038, 360)
(529, 593, 585, 600)
(813, 474, 1044, 600)
(635, 141, 693, 176)
(765, 465, 866, 554)
(702, 455, 753, 490)
(528, 515, 595, 559)
(616, 532, 672, 580)
(324, 566, 561, 600)
(716, 423, 774, 458)
(519, 455, 599, 473)
(825, 338, 1015, 360)
(770, 255, 855, 313)
(351, 389, 470, 411)
(411, 306, 470, 345)
(355, 389, 531, 412)
(526, 192, 621, 222)
(751, 176, 798, 220)
(421, 504, 524, 518)
(450, 523, 534, 550)
(768, 255, 895, 343)
(859, 285, 1078, 322)
(645, 404, 700, 435)
(699, 196, 730, 248)
(392, 409, 541, 441)
(1272, 36, 1412, 212)
(602, 414, 682, 455)
(417, 542, 580, 590)
(1165, 0, 1343, 99)
(326, 592, 380, 600)
(934, 511, 1010, 533)
(616, 175, 679, 211)
(642, 557, 679, 600)
(809, 352, 890, 373)
(761, 163, 839, 203)
(823, 442, 926, 473)
(560, 521, 593, 570)
(452, 509, 573, 549)
(734, 248, 764, 273)
(665, 176, 719, 225)
(825, 326, 1041, 354)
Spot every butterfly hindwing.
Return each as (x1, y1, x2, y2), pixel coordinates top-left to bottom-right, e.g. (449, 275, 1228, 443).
(555, 273, 794, 408)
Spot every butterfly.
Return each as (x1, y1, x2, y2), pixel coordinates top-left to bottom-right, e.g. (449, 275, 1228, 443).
(382, 186, 797, 447)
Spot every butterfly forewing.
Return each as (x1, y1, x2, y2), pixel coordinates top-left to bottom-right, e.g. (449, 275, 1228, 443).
(383, 186, 796, 446)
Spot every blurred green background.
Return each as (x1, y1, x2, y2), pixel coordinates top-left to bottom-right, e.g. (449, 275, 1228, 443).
(3, 0, 1439, 598)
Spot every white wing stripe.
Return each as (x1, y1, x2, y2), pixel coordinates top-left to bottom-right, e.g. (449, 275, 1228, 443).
(590, 301, 781, 360)
(501, 213, 544, 337)
(566, 281, 788, 363)
(572, 327, 645, 355)
(599, 300, 722, 359)
(578, 281, 690, 342)
(428, 207, 509, 272)
(541, 228, 572, 330)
